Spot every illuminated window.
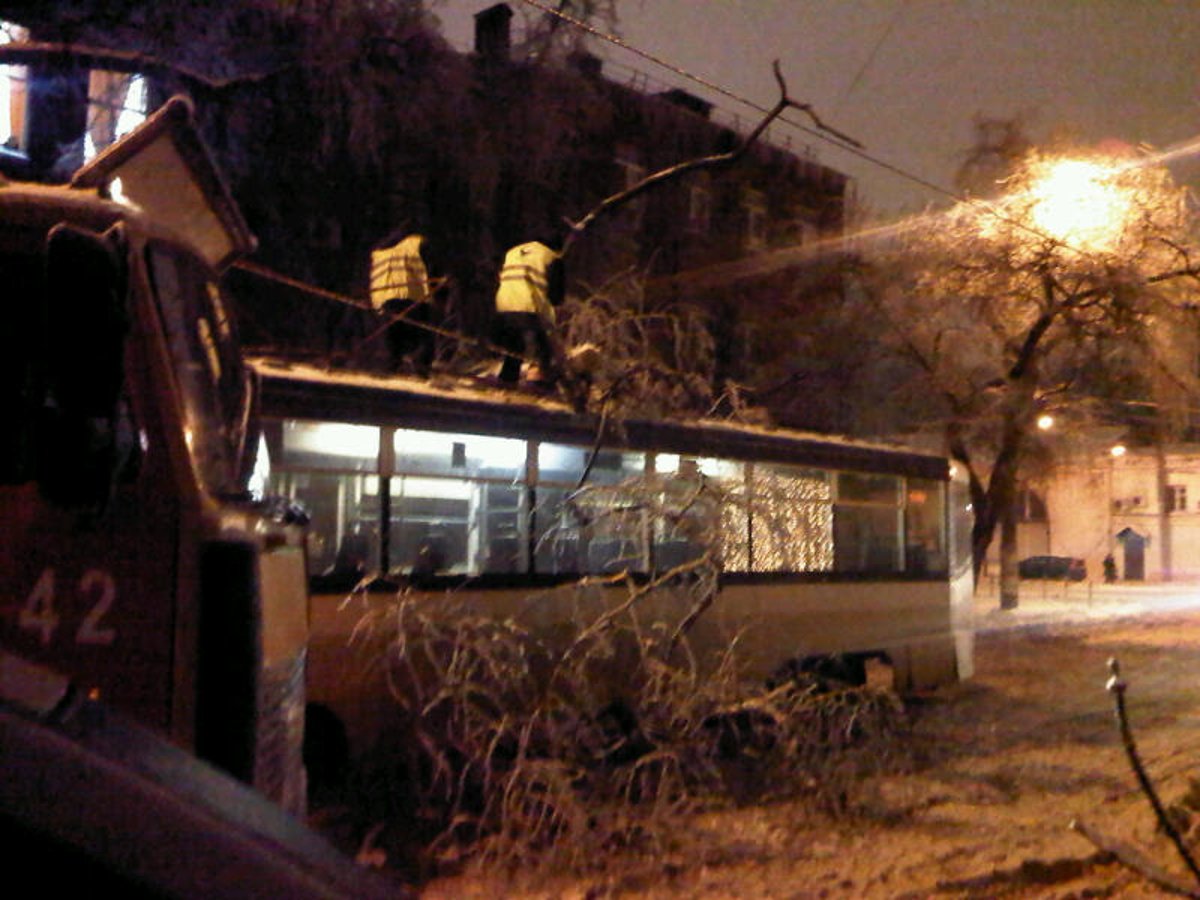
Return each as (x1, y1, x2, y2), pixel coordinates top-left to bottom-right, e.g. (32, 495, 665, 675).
(280, 421, 380, 472)
(653, 454, 748, 573)
(394, 428, 524, 479)
(84, 71, 148, 161)
(749, 464, 832, 573)
(0, 22, 28, 153)
(272, 469, 381, 577)
(534, 443, 646, 574)
(389, 429, 530, 576)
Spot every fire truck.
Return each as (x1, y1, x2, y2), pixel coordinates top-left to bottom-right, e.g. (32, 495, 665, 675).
(0, 97, 310, 813)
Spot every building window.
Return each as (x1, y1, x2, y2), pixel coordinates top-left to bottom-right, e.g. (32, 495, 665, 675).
(0, 22, 28, 154)
(687, 178, 711, 234)
(615, 151, 646, 227)
(1167, 484, 1187, 512)
(1016, 488, 1048, 523)
(742, 187, 767, 250)
(84, 71, 148, 161)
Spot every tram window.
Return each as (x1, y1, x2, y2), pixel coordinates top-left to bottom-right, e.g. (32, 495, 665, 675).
(653, 454, 741, 479)
(394, 429, 525, 480)
(647, 456, 748, 572)
(834, 505, 901, 573)
(748, 465, 833, 573)
(270, 470, 380, 577)
(533, 485, 647, 575)
(388, 476, 471, 576)
(534, 444, 646, 574)
(905, 478, 947, 574)
(279, 421, 379, 473)
(834, 472, 901, 573)
(537, 443, 644, 485)
(477, 483, 527, 574)
(838, 472, 900, 504)
(386, 475, 530, 577)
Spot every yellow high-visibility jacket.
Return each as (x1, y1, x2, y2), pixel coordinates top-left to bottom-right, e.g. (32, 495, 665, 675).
(370, 234, 430, 311)
(495, 241, 559, 321)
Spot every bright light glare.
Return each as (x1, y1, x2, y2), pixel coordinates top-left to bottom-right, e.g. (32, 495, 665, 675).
(286, 421, 379, 459)
(249, 433, 270, 500)
(1025, 158, 1133, 252)
(1111, 444, 1127, 458)
(1037, 414, 1054, 430)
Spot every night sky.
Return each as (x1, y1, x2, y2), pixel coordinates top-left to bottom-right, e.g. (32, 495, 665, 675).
(434, 0, 1200, 219)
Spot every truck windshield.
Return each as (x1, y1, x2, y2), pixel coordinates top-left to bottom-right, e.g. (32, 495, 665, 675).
(145, 241, 249, 497)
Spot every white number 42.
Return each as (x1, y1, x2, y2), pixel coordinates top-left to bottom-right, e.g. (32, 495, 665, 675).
(19, 567, 118, 646)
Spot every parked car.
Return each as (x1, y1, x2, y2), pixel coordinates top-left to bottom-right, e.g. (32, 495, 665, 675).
(1018, 555, 1087, 582)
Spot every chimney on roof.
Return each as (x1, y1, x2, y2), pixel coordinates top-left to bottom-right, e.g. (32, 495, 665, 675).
(475, 4, 513, 61)
(658, 88, 713, 119)
(567, 50, 603, 78)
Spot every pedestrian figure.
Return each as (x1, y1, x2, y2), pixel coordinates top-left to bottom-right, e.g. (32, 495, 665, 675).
(1103, 553, 1118, 583)
(369, 230, 437, 376)
(492, 237, 564, 385)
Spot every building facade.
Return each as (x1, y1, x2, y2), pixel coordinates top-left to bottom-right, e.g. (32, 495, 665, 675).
(1037, 445, 1200, 582)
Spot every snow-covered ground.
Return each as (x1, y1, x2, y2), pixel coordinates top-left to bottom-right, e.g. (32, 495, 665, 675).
(973, 577, 1200, 632)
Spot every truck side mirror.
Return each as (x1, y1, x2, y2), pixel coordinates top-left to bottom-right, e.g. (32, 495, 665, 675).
(36, 222, 129, 510)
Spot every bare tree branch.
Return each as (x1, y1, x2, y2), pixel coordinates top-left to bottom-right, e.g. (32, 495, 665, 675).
(1106, 657, 1200, 890)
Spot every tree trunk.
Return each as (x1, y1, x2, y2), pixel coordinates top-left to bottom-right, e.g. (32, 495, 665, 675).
(999, 502, 1019, 610)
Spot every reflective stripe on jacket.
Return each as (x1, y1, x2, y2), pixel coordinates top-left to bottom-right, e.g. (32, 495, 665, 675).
(495, 241, 558, 321)
(370, 234, 430, 310)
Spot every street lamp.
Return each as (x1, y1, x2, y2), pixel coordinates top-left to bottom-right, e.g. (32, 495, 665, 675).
(1024, 157, 1135, 253)
(1037, 414, 1054, 431)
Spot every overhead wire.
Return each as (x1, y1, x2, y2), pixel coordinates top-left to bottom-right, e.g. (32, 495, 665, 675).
(835, 0, 908, 112)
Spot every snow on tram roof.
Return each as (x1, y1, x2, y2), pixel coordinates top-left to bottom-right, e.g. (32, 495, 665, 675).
(246, 357, 949, 478)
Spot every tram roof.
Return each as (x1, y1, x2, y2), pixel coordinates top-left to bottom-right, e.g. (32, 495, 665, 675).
(248, 357, 949, 480)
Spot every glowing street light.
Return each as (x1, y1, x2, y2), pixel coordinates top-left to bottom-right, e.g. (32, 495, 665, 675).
(1024, 157, 1135, 252)
(1036, 414, 1054, 430)
(1111, 444, 1127, 458)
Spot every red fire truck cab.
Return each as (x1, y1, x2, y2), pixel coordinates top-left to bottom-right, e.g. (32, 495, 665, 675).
(0, 96, 310, 813)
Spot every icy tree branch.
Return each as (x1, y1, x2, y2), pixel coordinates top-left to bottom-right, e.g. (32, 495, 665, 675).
(1104, 657, 1200, 891)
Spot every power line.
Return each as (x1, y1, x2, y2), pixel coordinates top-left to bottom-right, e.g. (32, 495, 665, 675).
(836, 0, 908, 112)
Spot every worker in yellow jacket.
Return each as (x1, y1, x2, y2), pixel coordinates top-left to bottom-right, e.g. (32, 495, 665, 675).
(493, 238, 564, 384)
(370, 231, 437, 376)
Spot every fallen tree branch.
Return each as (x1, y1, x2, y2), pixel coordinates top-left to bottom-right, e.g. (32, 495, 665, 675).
(1105, 657, 1200, 891)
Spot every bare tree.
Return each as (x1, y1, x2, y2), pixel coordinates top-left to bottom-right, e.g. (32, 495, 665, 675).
(861, 140, 1200, 608)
